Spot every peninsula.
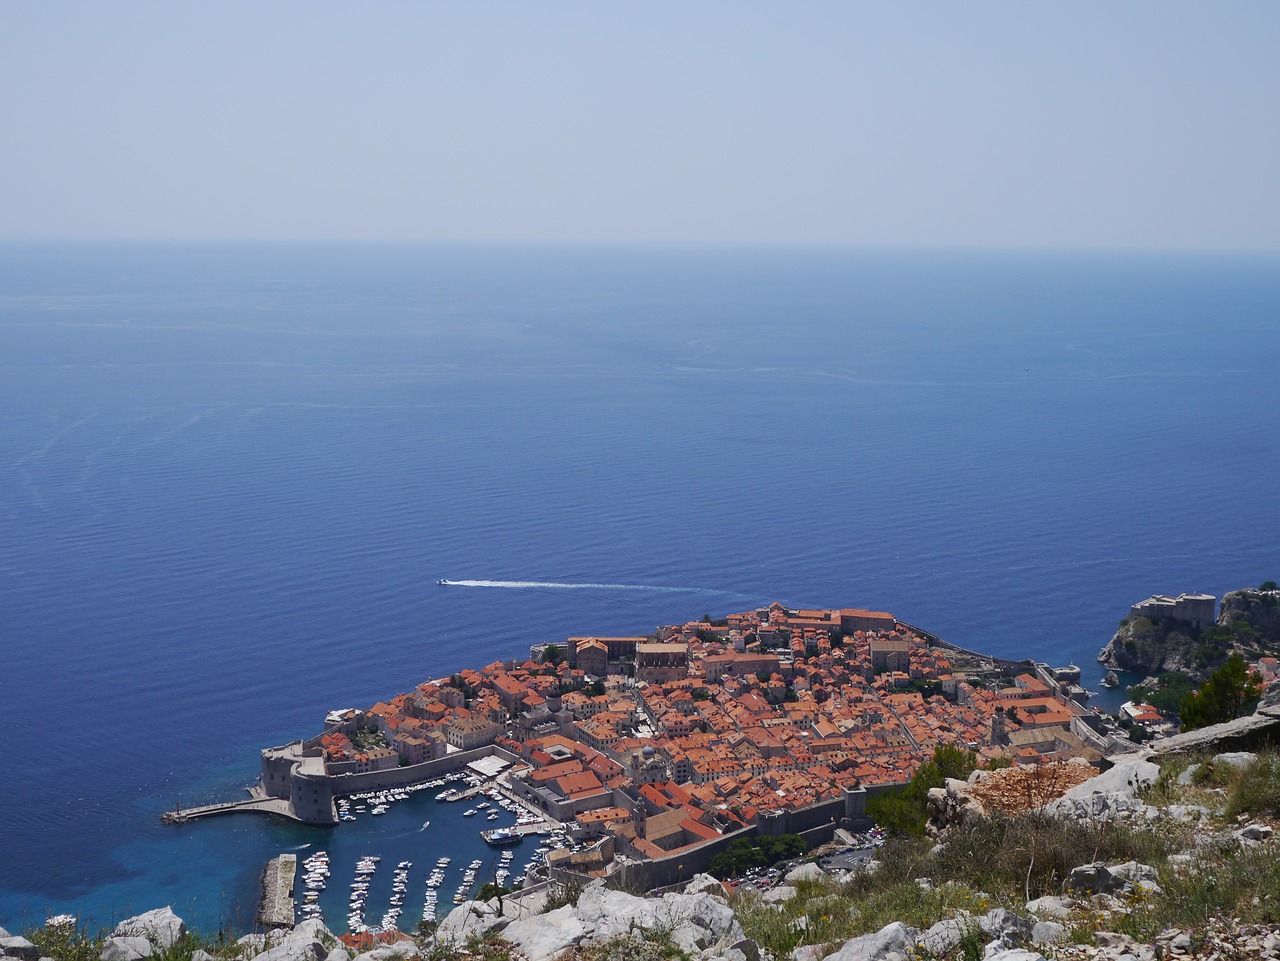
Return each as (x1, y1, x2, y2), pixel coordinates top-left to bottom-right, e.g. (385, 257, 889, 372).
(170, 603, 1122, 889)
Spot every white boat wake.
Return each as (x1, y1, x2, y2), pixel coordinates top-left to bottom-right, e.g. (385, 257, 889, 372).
(438, 579, 734, 594)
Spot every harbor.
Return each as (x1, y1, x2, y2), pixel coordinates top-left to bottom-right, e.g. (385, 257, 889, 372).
(262, 768, 579, 936)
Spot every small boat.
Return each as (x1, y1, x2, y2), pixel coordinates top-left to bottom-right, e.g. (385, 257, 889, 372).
(463, 808, 477, 816)
(422, 820, 431, 829)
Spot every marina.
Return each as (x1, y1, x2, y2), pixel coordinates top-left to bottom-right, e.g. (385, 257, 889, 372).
(282, 769, 572, 935)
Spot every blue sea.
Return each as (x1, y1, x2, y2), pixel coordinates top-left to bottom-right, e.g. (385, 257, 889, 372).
(2, 244, 1278, 933)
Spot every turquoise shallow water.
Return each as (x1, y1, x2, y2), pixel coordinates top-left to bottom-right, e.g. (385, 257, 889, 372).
(1, 244, 1278, 931)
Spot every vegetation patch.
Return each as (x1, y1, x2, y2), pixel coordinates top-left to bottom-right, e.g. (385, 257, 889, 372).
(708, 833, 807, 879)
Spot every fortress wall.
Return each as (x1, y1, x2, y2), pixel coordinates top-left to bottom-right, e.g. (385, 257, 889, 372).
(326, 744, 524, 796)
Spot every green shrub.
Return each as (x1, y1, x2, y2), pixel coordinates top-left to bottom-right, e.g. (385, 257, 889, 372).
(1225, 756, 1280, 819)
(866, 744, 977, 837)
(543, 878, 586, 912)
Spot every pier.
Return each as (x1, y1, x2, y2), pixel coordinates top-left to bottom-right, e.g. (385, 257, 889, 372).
(256, 854, 297, 931)
(481, 819, 556, 844)
(161, 793, 293, 824)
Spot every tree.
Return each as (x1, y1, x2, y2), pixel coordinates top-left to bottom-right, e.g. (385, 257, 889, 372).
(866, 744, 977, 836)
(542, 644, 563, 665)
(1260, 581, 1277, 591)
(1179, 653, 1264, 732)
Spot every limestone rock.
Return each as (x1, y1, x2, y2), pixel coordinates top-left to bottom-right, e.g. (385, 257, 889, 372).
(99, 937, 152, 961)
(1047, 756, 1160, 822)
(1213, 751, 1258, 769)
(1236, 823, 1274, 843)
(982, 951, 1046, 961)
(1024, 896, 1073, 919)
(321, 948, 350, 961)
(761, 885, 798, 904)
(435, 899, 507, 944)
(191, 951, 219, 961)
(1031, 922, 1067, 945)
(981, 908, 1031, 944)
(927, 779, 986, 836)
(1066, 862, 1121, 895)
(498, 906, 589, 961)
(784, 862, 827, 884)
(684, 873, 728, 897)
(1107, 861, 1158, 885)
(0, 929, 11, 941)
(920, 917, 972, 956)
(821, 921, 916, 961)
(113, 910, 186, 951)
(236, 934, 266, 955)
(1176, 764, 1201, 786)
(727, 938, 761, 961)
(0, 938, 40, 961)
(250, 920, 330, 961)
(349, 944, 416, 961)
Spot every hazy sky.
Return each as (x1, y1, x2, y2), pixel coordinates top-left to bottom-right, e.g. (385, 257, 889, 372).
(4, 3, 1278, 249)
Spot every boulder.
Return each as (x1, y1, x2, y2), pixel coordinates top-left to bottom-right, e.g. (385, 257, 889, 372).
(762, 885, 798, 904)
(321, 948, 350, 961)
(1045, 757, 1160, 822)
(785, 862, 827, 884)
(1165, 804, 1211, 821)
(792, 947, 825, 961)
(349, 944, 417, 961)
(684, 873, 728, 897)
(112, 909, 186, 951)
(1066, 862, 1121, 895)
(821, 921, 916, 961)
(0, 938, 40, 961)
(728, 938, 761, 961)
(1236, 823, 1274, 843)
(1031, 922, 1068, 945)
(1024, 896, 1073, 920)
(99, 937, 152, 961)
(1107, 861, 1158, 885)
(248, 919, 331, 961)
(919, 918, 972, 956)
(191, 951, 219, 961)
(1176, 764, 1201, 786)
(1212, 752, 1258, 769)
(235, 934, 267, 958)
(0, 929, 10, 941)
(498, 906, 589, 961)
(982, 951, 1046, 961)
(655, 890, 743, 953)
(434, 899, 507, 944)
(981, 908, 1031, 944)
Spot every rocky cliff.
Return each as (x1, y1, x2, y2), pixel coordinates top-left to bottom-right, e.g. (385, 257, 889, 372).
(1095, 615, 1204, 676)
(1219, 588, 1280, 644)
(1097, 586, 1280, 678)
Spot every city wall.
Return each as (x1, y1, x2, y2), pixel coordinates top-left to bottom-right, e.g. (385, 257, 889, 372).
(325, 744, 524, 797)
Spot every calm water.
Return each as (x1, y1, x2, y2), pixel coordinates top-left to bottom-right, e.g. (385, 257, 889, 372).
(2, 244, 1278, 931)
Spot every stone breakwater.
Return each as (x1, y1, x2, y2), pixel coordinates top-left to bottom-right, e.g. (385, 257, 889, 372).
(256, 855, 297, 932)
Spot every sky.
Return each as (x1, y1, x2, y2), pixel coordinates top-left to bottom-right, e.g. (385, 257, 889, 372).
(3, 3, 1279, 250)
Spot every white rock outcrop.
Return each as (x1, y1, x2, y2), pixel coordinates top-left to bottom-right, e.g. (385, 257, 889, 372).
(112, 909, 187, 951)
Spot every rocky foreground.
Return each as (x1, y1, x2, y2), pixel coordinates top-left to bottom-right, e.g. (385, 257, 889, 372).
(8, 749, 1280, 961)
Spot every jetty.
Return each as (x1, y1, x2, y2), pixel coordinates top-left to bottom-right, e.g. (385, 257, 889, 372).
(162, 790, 293, 824)
(482, 819, 556, 844)
(256, 854, 297, 931)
